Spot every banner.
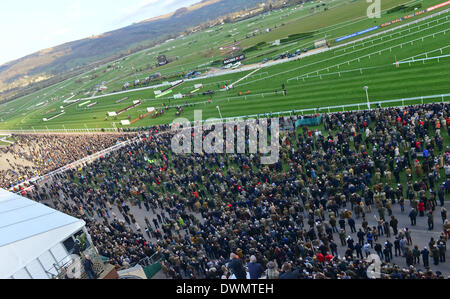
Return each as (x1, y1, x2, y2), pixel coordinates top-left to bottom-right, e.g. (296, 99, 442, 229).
(86, 102, 98, 109)
(381, 10, 426, 28)
(427, 0, 450, 11)
(79, 101, 91, 107)
(336, 26, 379, 42)
(295, 115, 322, 127)
(155, 90, 173, 98)
(223, 54, 246, 65)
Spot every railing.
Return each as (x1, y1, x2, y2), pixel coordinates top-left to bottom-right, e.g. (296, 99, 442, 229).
(126, 251, 164, 279)
(54, 247, 106, 279)
(3, 92, 449, 137)
(0, 127, 119, 135)
(214, 93, 450, 123)
(134, 252, 164, 269)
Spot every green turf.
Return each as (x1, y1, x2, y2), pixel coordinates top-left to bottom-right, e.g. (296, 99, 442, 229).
(0, 0, 449, 131)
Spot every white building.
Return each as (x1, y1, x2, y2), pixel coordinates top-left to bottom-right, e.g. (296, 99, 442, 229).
(0, 188, 90, 279)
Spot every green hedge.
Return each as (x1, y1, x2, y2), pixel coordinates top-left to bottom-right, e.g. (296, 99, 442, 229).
(280, 32, 314, 44)
(243, 41, 267, 53)
(387, 3, 422, 14)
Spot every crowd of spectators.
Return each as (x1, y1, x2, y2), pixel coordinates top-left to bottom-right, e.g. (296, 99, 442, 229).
(13, 103, 450, 279)
(0, 133, 131, 189)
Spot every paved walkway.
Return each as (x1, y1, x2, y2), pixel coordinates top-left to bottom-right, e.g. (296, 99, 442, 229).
(72, 195, 450, 277)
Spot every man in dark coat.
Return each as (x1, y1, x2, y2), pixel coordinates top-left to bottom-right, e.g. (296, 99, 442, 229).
(247, 255, 264, 279)
(421, 247, 430, 267)
(409, 208, 417, 226)
(278, 262, 299, 279)
(84, 255, 98, 279)
(390, 216, 399, 236)
(228, 253, 247, 279)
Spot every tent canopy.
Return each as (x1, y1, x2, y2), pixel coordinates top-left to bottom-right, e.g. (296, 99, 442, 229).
(0, 188, 85, 278)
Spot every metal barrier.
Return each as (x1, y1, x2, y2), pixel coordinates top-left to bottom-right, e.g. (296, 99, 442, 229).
(54, 247, 106, 279)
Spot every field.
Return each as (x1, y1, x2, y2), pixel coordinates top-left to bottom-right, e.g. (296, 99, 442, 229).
(0, 135, 14, 146)
(0, 0, 449, 131)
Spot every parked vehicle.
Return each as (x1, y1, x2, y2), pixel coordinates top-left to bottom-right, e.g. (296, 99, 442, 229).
(231, 62, 242, 69)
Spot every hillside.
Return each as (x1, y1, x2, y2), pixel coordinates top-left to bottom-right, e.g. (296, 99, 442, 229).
(0, 0, 268, 99)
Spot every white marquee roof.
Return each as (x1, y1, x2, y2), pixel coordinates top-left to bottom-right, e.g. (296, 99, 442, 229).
(0, 188, 85, 278)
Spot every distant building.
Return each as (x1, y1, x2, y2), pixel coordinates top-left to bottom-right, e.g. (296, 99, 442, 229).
(314, 38, 328, 48)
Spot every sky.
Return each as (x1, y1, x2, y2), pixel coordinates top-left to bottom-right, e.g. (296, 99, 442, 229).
(0, 0, 201, 66)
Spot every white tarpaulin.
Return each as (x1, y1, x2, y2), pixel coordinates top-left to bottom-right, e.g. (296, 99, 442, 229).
(154, 90, 162, 95)
(121, 120, 131, 125)
(0, 189, 85, 279)
(133, 100, 141, 105)
(108, 112, 117, 117)
(147, 107, 155, 113)
(194, 84, 203, 89)
(174, 94, 183, 99)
